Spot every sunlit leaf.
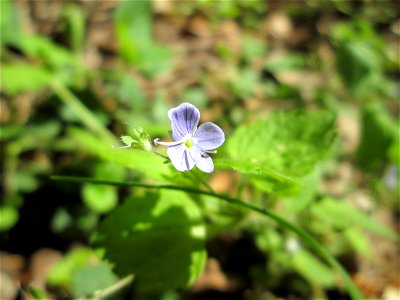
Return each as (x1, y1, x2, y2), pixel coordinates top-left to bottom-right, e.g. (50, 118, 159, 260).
(68, 127, 191, 184)
(72, 264, 117, 298)
(227, 110, 336, 179)
(292, 250, 336, 287)
(92, 190, 206, 292)
(1, 64, 52, 95)
(0, 206, 19, 231)
(82, 184, 118, 214)
(47, 248, 93, 287)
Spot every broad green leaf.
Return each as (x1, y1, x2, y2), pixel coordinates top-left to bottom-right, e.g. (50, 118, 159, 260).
(283, 169, 321, 213)
(116, 75, 145, 111)
(1, 64, 52, 95)
(82, 184, 118, 214)
(264, 53, 306, 73)
(72, 264, 117, 298)
(241, 35, 267, 62)
(67, 127, 189, 184)
(0, 0, 22, 46)
(92, 190, 206, 292)
(28, 286, 47, 300)
(336, 41, 378, 92)
(0, 206, 19, 231)
(20, 35, 74, 69)
(113, 0, 173, 76)
(344, 228, 372, 258)
(136, 43, 173, 77)
(292, 250, 336, 287)
(114, 0, 151, 49)
(227, 110, 336, 179)
(357, 103, 397, 171)
(215, 159, 300, 193)
(0, 125, 24, 141)
(47, 248, 93, 287)
(311, 197, 398, 240)
(231, 67, 260, 99)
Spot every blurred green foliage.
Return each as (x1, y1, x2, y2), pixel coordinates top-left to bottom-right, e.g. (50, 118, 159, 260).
(0, 0, 398, 299)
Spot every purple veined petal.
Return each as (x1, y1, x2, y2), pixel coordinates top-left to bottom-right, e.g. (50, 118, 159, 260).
(167, 144, 195, 172)
(189, 146, 214, 173)
(168, 103, 200, 140)
(194, 122, 225, 151)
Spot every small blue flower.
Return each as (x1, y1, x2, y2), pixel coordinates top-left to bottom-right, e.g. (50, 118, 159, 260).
(154, 103, 225, 173)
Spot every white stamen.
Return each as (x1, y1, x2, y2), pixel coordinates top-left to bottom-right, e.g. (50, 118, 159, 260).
(154, 139, 184, 146)
(112, 145, 131, 149)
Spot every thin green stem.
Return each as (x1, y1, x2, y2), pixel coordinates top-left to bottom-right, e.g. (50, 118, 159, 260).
(51, 175, 364, 300)
(93, 274, 134, 300)
(51, 80, 116, 143)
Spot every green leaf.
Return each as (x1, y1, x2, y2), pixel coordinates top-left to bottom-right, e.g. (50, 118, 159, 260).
(264, 53, 306, 73)
(344, 228, 372, 258)
(20, 35, 74, 69)
(311, 197, 398, 240)
(292, 250, 336, 287)
(28, 286, 47, 300)
(82, 184, 118, 214)
(47, 248, 93, 287)
(0, 206, 19, 231)
(241, 35, 267, 62)
(336, 41, 378, 92)
(215, 159, 300, 193)
(68, 127, 189, 184)
(1, 64, 52, 95)
(51, 175, 365, 300)
(0, 0, 22, 46)
(357, 103, 397, 171)
(92, 190, 206, 292)
(72, 264, 117, 298)
(136, 43, 173, 77)
(227, 110, 336, 179)
(113, 0, 172, 76)
(231, 67, 260, 99)
(62, 4, 85, 53)
(114, 0, 151, 48)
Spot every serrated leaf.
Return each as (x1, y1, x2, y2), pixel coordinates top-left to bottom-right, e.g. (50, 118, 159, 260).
(120, 135, 136, 147)
(92, 190, 206, 292)
(47, 248, 93, 287)
(227, 111, 336, 179)
(215, 159, 300, 193)
(72, 264, 117, 298)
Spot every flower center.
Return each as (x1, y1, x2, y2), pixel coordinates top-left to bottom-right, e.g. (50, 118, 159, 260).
(182, 134, 197, 149)
(185, 139, 193, 148)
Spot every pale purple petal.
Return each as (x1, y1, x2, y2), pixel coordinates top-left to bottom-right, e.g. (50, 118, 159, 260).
(189, 147, 214, 173)
(167, 144, 195, 172)
(194, 122, 225, 151)
(168, 103, 200, 140)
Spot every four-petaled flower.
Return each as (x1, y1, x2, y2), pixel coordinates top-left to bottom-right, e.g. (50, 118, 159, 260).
(154, 103, 225, 173)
